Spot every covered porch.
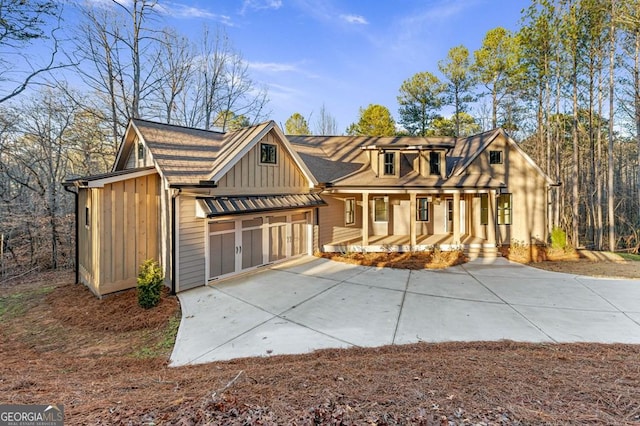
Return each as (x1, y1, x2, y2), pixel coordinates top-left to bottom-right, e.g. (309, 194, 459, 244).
(320, 188, 503, 257)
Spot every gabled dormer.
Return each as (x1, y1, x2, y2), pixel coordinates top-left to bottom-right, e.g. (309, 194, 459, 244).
(361, 142, 453, 179)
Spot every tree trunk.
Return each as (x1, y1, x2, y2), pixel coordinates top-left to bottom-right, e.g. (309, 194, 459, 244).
(608, 0, 616, 251)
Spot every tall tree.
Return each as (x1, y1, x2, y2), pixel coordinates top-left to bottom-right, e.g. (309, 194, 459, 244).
(429, 113, 482, 137)
(285, 112, 310, 135)
(473, 27, 522, 129)
(438, 45, 476, 137)
(347, 104, 396, 136)
(397, 71, 446, 136)
(74, 0, 162, 150)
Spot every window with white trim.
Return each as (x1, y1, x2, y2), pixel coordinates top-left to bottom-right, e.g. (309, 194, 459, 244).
(489, 150, 503, 164)
(345, 198, 355, 225)
(429, 151, 441, 175)
(374, 197, 388, 222)
(480, 193, 488, 225)
(383, 152, 395, 175)
(260, 143, 277, 164)
(497, 193, 512, 225)
(416, 198, 429, 222)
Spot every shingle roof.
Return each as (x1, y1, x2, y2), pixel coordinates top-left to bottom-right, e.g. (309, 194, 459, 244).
(288, 131, 506, 188)
(131, 119, 226, 185)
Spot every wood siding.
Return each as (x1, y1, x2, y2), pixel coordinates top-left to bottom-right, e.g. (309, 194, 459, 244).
(177, 195, 206, 291)
(215, 131, 308, 195)
(318, 195, 362, 247)
(78, 174, 161, 296)
(465, 135, 548, 244)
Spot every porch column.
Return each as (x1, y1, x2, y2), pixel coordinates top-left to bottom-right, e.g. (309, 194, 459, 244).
(453, 191, 461, 245)
(362, 192, 369, 246)
(409, 193, 417, 248)
(487, 190, 497, 245)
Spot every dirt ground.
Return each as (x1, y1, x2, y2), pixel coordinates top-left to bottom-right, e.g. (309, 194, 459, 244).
(1, 262, 639, 425)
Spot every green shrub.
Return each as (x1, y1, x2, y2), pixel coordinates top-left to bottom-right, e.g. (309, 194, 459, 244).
(137, 259, 164, 309)
(550, 226, 567, 251)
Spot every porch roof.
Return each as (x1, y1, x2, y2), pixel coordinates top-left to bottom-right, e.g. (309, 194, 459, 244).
(196, 193, 327, 218)
(327, 171, 506, 190)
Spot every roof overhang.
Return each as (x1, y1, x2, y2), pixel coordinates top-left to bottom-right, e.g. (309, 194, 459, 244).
(360, 143, 454, 151)
(195, 193, 327, 218)
(63, 166, 157, 188)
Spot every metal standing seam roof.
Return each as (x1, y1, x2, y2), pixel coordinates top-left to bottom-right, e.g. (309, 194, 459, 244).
(197, 193, 327, 217)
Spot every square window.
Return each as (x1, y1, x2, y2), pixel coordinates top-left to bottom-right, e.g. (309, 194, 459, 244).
(345, 198, 355, 225)
(374, 197, 388, 222)
(260, 143, 277, 164)
(497, 193, 512, 225)
(383, 152, 395, 175)
(429, 152, 441, 175)
(416, 198, 429, 222)
(489, 150, 503, 164)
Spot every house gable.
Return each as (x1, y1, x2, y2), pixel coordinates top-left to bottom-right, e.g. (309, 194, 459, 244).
(214, 128, 310, 195)
(208, 121, 317, 189)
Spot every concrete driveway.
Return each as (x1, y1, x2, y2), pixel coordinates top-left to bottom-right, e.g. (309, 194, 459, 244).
(170, 256, 640, 366)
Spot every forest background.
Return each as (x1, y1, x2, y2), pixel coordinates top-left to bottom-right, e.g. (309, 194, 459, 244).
(0, 0, 638, 277)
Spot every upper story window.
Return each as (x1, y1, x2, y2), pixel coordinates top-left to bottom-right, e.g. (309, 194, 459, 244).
(383, 152, 395, 175)
(429, 151, 441, 175)
(345, 198, 355, 225)
(416, 198, 430, 222)
(260, 143, 277, 164)
(489, 150, 503, 164)
(137, 141, 145, 163)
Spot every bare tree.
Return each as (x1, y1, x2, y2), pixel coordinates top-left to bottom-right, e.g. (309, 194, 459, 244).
(315, 103, 339, 135)
(0, 0, 66, 103)
(73, 0, 163, 149)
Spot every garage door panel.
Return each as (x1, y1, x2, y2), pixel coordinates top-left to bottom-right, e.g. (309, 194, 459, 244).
(242, 228, 263, 269)
(209, 232, 235, 278)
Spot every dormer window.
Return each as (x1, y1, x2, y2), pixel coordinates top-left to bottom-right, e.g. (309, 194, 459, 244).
(490, 150, 503, 164)
(137, 141, 145, 163)
(383, 152, 395, 175)
(429, 152, 441, 175)
(260, 143, 277, 164)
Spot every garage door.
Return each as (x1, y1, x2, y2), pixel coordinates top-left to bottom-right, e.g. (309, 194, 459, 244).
(207, 212, 310, 281)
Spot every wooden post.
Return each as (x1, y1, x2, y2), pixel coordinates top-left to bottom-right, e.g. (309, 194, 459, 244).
(362, 192, 369, 247)
(488, 190, 497, 246)
(410, 193, 417, 249)
(453, 192, 461, 245)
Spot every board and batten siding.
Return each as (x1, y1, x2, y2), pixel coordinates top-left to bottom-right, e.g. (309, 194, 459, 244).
(215, 132, 308, 195)
(177, 195, 206, 291)
(78, 173, 161, 296)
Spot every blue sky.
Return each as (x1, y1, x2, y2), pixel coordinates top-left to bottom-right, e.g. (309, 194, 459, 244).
(69, 0, 526, 132)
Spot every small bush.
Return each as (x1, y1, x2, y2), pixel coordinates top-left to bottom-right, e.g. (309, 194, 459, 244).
(550, 226, 568, 251)
(137, 259, 164, 309)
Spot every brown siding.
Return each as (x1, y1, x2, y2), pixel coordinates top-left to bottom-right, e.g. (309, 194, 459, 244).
(215, 131, 308, 195)
(465, 135, 548, 244)
(177, 195, 206, 291)
(91, 174, 160, 296)
(318, 195, 362, 247)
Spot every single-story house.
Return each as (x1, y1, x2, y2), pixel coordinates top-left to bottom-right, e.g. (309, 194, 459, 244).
(64, 119, 556, 297)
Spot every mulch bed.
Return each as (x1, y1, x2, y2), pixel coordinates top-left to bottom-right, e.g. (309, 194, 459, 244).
(317, 250, 468, 269)
(1, 271, 639, 425)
